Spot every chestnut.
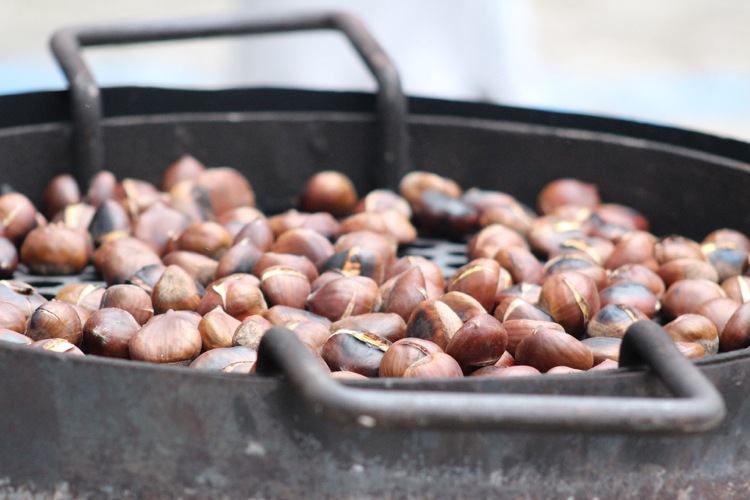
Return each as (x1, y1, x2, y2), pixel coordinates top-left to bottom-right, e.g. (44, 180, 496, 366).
(654, 235, 705, 264)
(598, 282, 660, 319)
(271, 228, 334, 270)
(199, 305, 242, 350)
(334, 230, 398, 267)
(86, 170, 117, 208)
(20, 224, 92, 275)
(720, 275, 750, 303)
(216, 240, 264, 279)
(162, 250, 218, 287)
(26, 300, 83, 346)
(306, 275, 380, 322)
(128, 310, 202, 365)
(405, 299, 463, 350)
(447, 258, 500, 312)
(720, 302, 750, 352)
(151, 265, 202, 314)
(543, 254, 607, 290)
(515, 327, 594, 372)
(608, 264, 666, 298)
(581, 336, 622, 364)
(0, 280, 47, 318)
(176, 221, 232, 259)
(592, 203, 649, 232)
(702, 228, 750, 252)
(467, 224, 528, 260)
(661, 279, 727, 319)
(0, 301, 28, 333)
(701, 242, 748, 282)
(88, 199, 132, 245)
(438, 291, 487, 322)
(378, 337, 443, 377)
(354, 189, 412, 219)
(232, 217, 274, 252)
(42, 173, 81, 219)
(495, 282, 542, 306)
(321, 329, 391, 377)
(586, 303, 648, 339)
(99, 284, 153, 325)
(198, 274, 267, 320)
(526, 215, 587, 258)
(380, 266, 429, 322)
(232, 314, 273, 351)
(657, 258, 719, 287)
(471, 365, 541, 377)
(494, 297, 552, 322)
(33, 338, 84, 355)
(0, 328, 32, 345)
(94, 237, 162, 286)
(252, 252, 318, 283)
(503, 319, 565, 356)
(299, 170, 358, 217)
(0, 192, 40, 244)
(322, 246, 387, 284)
(537, 178, 600, 215)
(263, 305, 331, 328)
(495, 246, 544, 285)
(82, 307, 140, 358)
(445, 313, 508, 372)
(663, 314, 719, 355)
(694, 297, 740, 334)
(331, 312, 406, 343)
(189, 346, 257, 373)
(133, 202, 191, 256)
(386, 255, 446, 290)
(160, 155, 206, 192)
(259, 265, 311, 309)
(267, 209, 339, 240)
(193, 167, 255, 215)
(282, 320, 331, 350)
(412, 189, 478, 239)
(402, 352, 463, 379)
(398, 171, 462, 207)
(538, 271, 600, 337)
(604, 230, 658, 271)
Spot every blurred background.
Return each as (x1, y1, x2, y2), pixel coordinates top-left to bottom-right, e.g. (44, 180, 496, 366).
(2, 0, 749, 141)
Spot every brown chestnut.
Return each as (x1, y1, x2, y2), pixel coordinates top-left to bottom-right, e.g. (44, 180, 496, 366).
(20, 224, 92, 275)
(515, 327, 594, 372)
(581, 336, 622, 364)
(232, 314, 273, 351)
(586, 303, 648, 339)
(189, 346, 257, 373)
(663, 314, 719, 355)
(151, 265, 201, 314)
(321, 329, 391, 377)
(538, 271, 600, 337)
(720, 302, 750, 352)
(402, 352, 463, 379)
(378, 338, 443, 377)
(445, 313, 508, 372)
(198, 274, 267, 320)
(405, 299, 463, 350)
(447, 258, 500, 312)
(438, 291, 487, 322)
(99, 284, 153, 326)
(82, 307, 140, 358)
(537, 178, 600, 215)
(306, 275, 380, 322)
(199, 306, 242, 350)
(26, 300, 83, 346)
(129, 310, 202, 365)
(661, 279, 727, 319)
(299, 170, 358, 217)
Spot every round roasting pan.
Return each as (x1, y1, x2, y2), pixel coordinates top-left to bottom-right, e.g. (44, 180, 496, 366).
(1, 11, 750, 499)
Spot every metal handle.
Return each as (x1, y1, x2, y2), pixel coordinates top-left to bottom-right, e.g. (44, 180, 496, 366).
(50, 11, 408, 188)
(256, 320, 725, 433)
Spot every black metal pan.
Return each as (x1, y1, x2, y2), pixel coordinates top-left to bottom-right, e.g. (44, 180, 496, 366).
(0, 11, 748, 498)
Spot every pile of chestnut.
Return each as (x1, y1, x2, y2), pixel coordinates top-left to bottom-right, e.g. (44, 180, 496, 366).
(0, 155, 748, 380)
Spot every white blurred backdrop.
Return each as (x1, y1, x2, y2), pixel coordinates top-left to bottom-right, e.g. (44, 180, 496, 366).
(1, 0, 749, 141)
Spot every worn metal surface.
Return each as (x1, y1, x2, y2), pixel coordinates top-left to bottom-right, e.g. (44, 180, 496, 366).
(50, 11, 408, 187)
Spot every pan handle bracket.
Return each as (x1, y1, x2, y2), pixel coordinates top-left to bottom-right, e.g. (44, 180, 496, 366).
(256, 320, 726, 434)
(50, 12, 409, 188)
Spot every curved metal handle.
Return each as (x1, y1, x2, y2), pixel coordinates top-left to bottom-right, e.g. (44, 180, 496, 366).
(50, 11, 408, 188)
(256, 320, 725, 433)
